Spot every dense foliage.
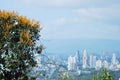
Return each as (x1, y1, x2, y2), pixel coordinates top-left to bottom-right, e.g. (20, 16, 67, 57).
(0, 10, 42, 80)
(92, 68, 113, 80)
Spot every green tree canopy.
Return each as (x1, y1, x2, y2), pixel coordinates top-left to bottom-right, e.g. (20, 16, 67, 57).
(93, 68, 114, 80)
(0, 10, 42, 80)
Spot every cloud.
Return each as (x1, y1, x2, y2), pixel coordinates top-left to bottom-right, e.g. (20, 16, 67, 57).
(42, 18, 120, 40)
(19, 0, 108, 8)
(41, 3, 120, 40)
(19, 0, 120, 9)
(2, 0, 120, 9)
(75, 6, 120, 18)
(41, 17, 66, 38)
(20, 0, 84, 8)
(73, 4, 120, 24)
(43, 17, 66, 31)
(75, 8, 104, 19)
(52, 17, 66, 26)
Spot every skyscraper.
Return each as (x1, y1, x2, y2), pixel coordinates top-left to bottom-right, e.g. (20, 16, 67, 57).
(93, 56, 96, 68)
(75, 50, 80, 63)
(83, 49, 88, 69)
(68, 56, 73, 70)
(110, 53, 119, 70)
(90, 55, 93, 68)
(68, 51, 81, 70)
(90, 55, 96, 68)
(75, 50, 80, 69)
(103, 60, 109, 69)
(111, 53, 117, 65)
(96, 59, 102, 70)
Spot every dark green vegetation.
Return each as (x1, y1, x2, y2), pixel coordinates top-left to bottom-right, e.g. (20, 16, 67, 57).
(93, 68, 113, 80)
(0, 10, 42, 80)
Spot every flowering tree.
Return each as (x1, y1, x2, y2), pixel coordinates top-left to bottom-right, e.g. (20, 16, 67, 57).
(0, 10, 42, 80)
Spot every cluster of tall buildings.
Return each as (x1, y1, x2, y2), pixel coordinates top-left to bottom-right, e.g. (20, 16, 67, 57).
(68, 51, 80, 70)
(67, 50, 120, 71)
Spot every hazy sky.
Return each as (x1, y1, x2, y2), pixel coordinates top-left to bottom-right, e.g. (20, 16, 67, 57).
(1, 0, 120, 55)
(1, 0, 120, 40)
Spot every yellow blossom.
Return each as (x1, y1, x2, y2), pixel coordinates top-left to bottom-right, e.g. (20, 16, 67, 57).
(5, 24, 12, 30)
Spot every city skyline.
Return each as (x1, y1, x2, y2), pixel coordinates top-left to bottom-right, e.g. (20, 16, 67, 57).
(67, 49, 120, 71)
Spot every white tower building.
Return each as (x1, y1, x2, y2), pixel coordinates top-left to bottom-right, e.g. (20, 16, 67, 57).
(83, 49, 88, 69)
(74, 51, 80, 69)
(103, 60, 109, 69)
(75, 51, 80, 63)
(68, 56, 73, 70)
(109, 53, 119, 70)
(93, 56, 96, 68)
(90, 55, 96, 68)
(68, 56, 77, 70)
(96, 59, 102, 70)
(90, 55, 93, 68)
(68, 51, 81, 70)
(111, 53, 117, 65)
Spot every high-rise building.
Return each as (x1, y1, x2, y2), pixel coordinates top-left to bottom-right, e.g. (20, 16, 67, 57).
(68, 51, 81, 70)
(103, 60, 109, 69)
(111, 53, 117, 65)
(68, 56, 73, 70)
(90, 55, 93, 68)
(75, 51, 81, 69)
(75, 50, 80, 63)
(110, 53, 119, 70)
(83, 49, 88, 69)
(68, 56, 77, 70)
(93, 56, 96, 68)
(96, 59, 102, 70)
(90, 55, 96, 68)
